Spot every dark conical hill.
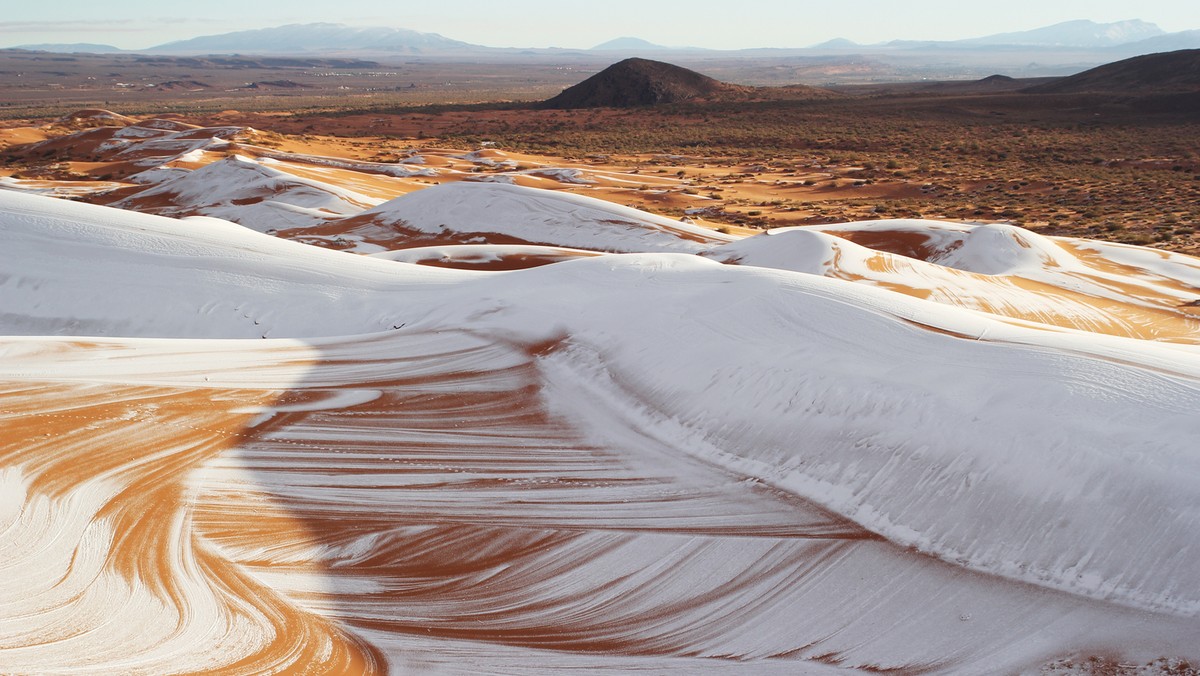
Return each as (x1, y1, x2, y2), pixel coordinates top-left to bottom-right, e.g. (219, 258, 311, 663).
(540, 58, 752, 109)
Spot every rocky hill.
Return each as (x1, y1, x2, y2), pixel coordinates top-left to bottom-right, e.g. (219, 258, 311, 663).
(540, 58, 840, 109)
(540, 58, 752, 109)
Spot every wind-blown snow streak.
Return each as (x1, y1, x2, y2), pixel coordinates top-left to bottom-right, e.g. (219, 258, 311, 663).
(2, 184, 1200, 673)
(0, 361, 382, 674)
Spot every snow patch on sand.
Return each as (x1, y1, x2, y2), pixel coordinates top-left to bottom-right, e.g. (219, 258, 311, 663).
(352, 181, 734, 253)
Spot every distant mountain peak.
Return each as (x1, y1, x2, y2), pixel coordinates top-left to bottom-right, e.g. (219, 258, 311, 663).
(813, 38, 860, 49)
(592, 37, 668, 51)
(960, 19, 1164, 48)
(149, 22, 474, 54)
(15, 43, 123, 53)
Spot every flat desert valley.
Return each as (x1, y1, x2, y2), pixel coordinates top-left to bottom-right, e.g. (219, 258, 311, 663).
(2, 43, 1200, 675)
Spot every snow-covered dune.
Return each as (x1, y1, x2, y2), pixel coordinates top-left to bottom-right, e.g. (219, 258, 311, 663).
(336, 181, 736, 253)
(3, 189, 1200, 674)
(108, 155, 383, 233)
(0, 190, 453, 338)
(16, 121, 240, 169)
(711, 223, 1200, 342)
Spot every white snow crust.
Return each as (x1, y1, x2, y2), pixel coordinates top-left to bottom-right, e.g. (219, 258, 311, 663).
(111, 155, 382, 232)
(349, 181, 735, 253)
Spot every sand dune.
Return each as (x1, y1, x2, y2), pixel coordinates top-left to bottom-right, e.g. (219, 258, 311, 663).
(2, 114, 1200, 674)
(708, 222, 1200, 342)
(108, 155, 385, 233)
(331, 182, 735, 253)
(2, 117, 733, 242)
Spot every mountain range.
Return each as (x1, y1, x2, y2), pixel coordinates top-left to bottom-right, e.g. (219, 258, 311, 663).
(14, 19, 1199, 56)
(14, 42, 126, 53)
(814, 19, 1197, 54)
(954, 19, 1162, 47)
(151, 23, 471, 54)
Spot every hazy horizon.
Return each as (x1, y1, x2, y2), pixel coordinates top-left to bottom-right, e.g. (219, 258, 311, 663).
(2, 0, 1198, 51)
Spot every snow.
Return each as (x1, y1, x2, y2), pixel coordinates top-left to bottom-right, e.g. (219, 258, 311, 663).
(0, 176, 126, 198)
(131, 118, 199, 132)
(506, 263, 1200, 613)
(928, 222, 1083, 275)
(350, 181, 736, 253)
(112, 124, 173, 139)
(467, 167, 598, 185)
(704, 226, 842, 274)
(112, 155, 383, 232)
(1072, 238, 1200, 290)
(104, 126, 239, 163)
(173, 148, 208, 164)
(734, 222, 1200, 342)
(457, 149, 517, 167)
(465, 173, 519, 184)
(518, 167, 596, 184)
(126, 165, 192, 185)
(0, 190, 453, 339)
(251, 149, 438, 178)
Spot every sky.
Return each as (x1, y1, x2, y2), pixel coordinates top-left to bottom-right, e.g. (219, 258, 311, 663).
(2, 0, 1198, 50)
